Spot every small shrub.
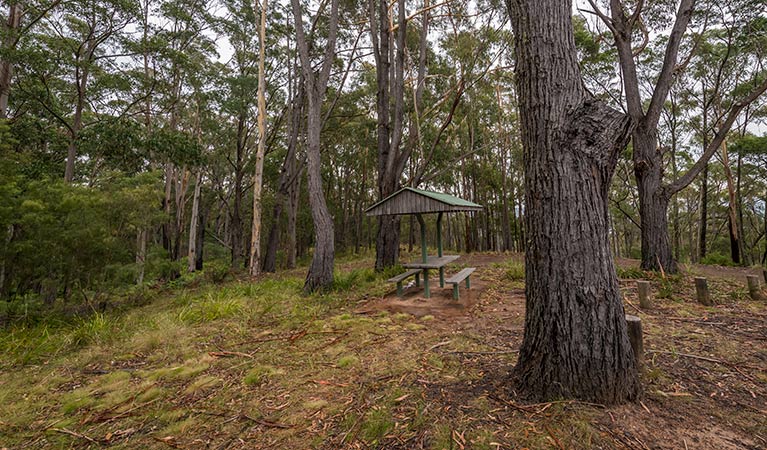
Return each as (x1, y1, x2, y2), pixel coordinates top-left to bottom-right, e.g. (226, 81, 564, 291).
(243, 365, 282, 385)
(616, 266, 645, 279)
(337, 355, 359, 368)
(360, 408, 395, 445)
(204, 260, 231, 284)
(333, 268, 375, 291)
(69, 312, 115, 347)
(177, 294, 243, 323)
(700, 253, 735, 267)
(502, 260, 525, 281)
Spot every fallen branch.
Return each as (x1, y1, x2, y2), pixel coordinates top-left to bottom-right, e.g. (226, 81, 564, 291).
(209, 350, 254, 359)
(50, 427, 99, 444)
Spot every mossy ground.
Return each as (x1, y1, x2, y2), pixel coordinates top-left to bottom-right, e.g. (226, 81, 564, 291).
(0, 252, 765, 449)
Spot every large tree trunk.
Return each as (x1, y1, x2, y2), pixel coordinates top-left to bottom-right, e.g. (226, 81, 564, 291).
(634, 131, 675, 273)
(370, 0, 413, 271)
(506, 0, 640, 404)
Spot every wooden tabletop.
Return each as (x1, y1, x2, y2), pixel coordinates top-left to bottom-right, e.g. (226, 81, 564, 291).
(403, 255, 460, 269)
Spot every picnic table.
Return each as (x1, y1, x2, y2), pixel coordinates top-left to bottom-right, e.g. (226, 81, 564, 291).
(403, 255, 460, 298)
(365, 187, 483, 299)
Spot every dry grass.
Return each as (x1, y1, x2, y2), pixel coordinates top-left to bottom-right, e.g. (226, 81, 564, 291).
(0, 255, 765, 449)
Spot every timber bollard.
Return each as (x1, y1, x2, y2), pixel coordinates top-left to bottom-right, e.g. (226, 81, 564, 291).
(625, 314, 643, 370)
(637, 280, 652, 309)
(695, 277, 712, 306)
(746, 275, 764, 301)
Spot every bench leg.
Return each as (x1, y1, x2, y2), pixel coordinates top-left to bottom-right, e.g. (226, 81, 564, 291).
(466, 276, 470, 290)
(397, 281, 403, 298)
(452, 284, 459, 301)
(439, 267, 445, 288)
(415, 273, 420, 287)
(423, 269, 430, 298)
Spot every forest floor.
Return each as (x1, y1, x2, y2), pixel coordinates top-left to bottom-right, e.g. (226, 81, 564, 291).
(1, 252, 766, 449)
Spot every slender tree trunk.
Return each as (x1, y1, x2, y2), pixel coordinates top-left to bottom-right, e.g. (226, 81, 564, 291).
(699, 103, 709, 261)
(286, 171, 301, 269)
(736, 151, 748, 265)
(188, 172, 202, 272)
(195, 209, 205, 271)
(249, 0, 268, 277)
(173, 167, 189, 261)
(291, 0, 339, 291)
(506, 0, 640, 403)
(763, 191, 767, 265)
(231, 112, 247, 268)
(371, 0, 412, 271)
(64, 38, 95, 183)
(721, 140, 741, 264)
(162, 163, 174, 255)
(136, 229, 147, 283)
(0, 2, 22, 119)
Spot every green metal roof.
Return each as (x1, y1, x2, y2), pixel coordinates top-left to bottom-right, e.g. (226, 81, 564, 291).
(406, 187, 482, 208)
(365, 187, 483, 216)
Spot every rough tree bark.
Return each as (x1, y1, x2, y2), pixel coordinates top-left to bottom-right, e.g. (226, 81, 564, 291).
(506, 0, 641, 403)
(248, 0, 268, 277)
(291, 0, 339, 292)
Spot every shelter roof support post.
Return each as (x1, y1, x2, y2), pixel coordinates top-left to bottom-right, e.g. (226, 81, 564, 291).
(437, 212, 445, 287)
(436, 212, 443, 257)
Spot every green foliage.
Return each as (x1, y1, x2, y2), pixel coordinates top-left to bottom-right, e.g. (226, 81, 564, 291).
(616, 266, 646, 279)
(204, 260, 232, 284)
(333, 268, 377, 292)
(493, 260, 525, 281)
(700, 253, 736, 267)
(70, 312, 116, 347)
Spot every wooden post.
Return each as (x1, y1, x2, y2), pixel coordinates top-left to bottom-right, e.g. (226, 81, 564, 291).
(637, 280, 652, 309)
(436, 212, 443, 257)
(625, 314, 643, 370)
(762, 268, 767, 284)
(746, 275, 764, 301)
(416, 214, 427, 263)
(695, 277, 712, 306)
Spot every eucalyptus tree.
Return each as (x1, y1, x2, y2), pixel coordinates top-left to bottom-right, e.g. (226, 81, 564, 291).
(587, 0, 767, 272)
(290, 0, 339, 292)
(248, 0, 268, 276)
(505, 0, 640, 403)
(17, 0, 140, 182)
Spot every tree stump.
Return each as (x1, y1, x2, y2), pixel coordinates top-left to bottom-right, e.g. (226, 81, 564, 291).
(695, 277, 712, 306)
(746, 275, 765, 301)
(637, 281, 652, 309)
(625, 314, 643, 370)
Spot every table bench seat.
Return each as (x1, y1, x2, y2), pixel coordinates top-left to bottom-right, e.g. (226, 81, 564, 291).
(388, 269, 422, 297)
(445, 267, 476, 300)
